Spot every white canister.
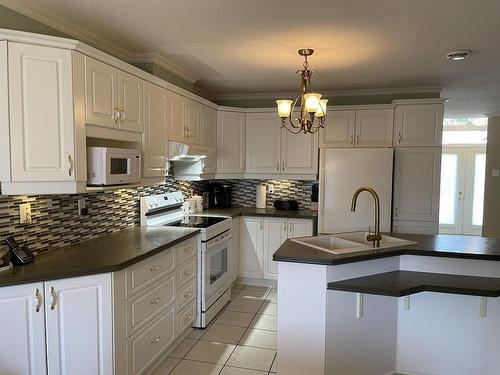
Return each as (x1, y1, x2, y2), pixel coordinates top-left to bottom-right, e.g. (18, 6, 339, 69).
(182, 198, 197, 214)
(193, 195, 203, 212)
(256, 184, 267, 209)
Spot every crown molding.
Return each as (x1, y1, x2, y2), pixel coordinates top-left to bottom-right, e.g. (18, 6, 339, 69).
(0, 0, 199, 84)
(210, 86, 444, 101)
(128, 52, 199, 84)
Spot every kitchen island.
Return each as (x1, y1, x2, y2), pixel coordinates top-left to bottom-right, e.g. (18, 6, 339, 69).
(273, 233, 500, 375)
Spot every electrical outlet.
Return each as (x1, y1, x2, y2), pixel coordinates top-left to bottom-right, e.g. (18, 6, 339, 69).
(268, 184, 274, 194)
(78, 198, 88, 217)
(19, 203, 32, 224)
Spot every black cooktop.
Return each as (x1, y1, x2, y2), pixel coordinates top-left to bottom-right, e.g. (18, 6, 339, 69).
(168, 216, 227, 229)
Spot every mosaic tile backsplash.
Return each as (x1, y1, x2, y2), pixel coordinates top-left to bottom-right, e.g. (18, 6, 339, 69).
(0, 178, 315, 254)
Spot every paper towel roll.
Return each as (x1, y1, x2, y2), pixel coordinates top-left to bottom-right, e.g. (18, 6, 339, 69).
(256, 184, 267, 208)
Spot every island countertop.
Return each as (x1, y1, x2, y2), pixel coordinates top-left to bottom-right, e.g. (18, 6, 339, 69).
(0, 226, 200, 287)
(273, 233, 500, 265)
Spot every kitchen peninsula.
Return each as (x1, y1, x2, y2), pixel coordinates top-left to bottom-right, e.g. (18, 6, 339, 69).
(274, 233, 500, 375)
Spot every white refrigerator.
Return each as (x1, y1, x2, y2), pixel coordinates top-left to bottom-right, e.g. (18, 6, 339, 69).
(319, 148, 394, 234)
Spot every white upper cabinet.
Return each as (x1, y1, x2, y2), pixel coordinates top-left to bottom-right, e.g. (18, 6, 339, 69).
(0, 282, 47, 375)
(246, 112, 281, 173)
(142, 82, 167, 178)
(217, 111, 246, 173)
(185, 99, 201, 145)
(8, 42, 75, 182)
(45, 274, 113, 375)
(85, 57, 143, 133)
(281, 129, 319, 174)
(200, 105, 217, 174)
(85, 57, 119, 129)
(393, 147, 441, 222)
(118, 70, 143, 133)
(167, 91, 187, 143)
(321, 108, 393, 148)
(355, 108, 393, 147)
(321, 110, 356, 147)
(394, 104, 444, 147)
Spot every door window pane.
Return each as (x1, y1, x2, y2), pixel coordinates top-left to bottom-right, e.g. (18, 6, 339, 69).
(472, 154, 486, 226)
(439, 154, 458, 225)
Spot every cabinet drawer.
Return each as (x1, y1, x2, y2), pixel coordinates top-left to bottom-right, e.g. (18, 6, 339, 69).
(175, 237, 197, 265)
(176, 278, 196, 310)
(127, 306, 175, 375)
(176, 257, 196, 287)
(126, 274, 175, 337)
(176, 300, 196, 335)
(125, 249, 174, 298)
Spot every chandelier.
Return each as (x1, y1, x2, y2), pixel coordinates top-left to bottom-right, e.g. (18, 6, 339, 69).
(276, 49, 327, 134)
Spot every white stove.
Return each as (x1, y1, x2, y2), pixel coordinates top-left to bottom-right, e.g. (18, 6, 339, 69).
(140, 191, 233, 328)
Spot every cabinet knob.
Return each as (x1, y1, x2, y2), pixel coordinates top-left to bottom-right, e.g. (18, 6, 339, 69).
(150, 265, 160, 272)
(34, 288, 42, 313)
(50, 287, 57, 310)
(150, 336, 161, 345)
(150, 297, 161, 305)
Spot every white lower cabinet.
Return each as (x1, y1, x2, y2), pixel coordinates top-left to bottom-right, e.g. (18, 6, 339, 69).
(240, 216, 314, 281)
(393, 220, 439, 235)
(230, 217, 240, 284)
(0, 274, 113, 375)
(0, 282, 47, 375)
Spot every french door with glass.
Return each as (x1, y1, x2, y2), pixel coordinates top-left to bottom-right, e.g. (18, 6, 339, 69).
(439, 147, 486, 235)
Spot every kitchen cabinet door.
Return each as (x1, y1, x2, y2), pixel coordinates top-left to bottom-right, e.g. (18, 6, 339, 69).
(185, 99, 201, 145)
(264, 218, 288, 280)
(0, 282, 47, 375)
(118, 70, 143, 133)
(85, 56, 118, 128)
(167, 91, 187, 143)
(230, 217, 240, 283)
(246, 112, 281, 173)
(393, 147, 441, 222)
(45, 273, 113, 375)
(201, 105, 217, 174)
(142, 82, 167, 178)
(355, 109, 393, 147)
(281, 129, 319, 174)
(321, 110, 356, 147)
(9, 43, 76, 182)
(217, 111, 246, 173)
(288, 219, 313, 238)
(393, 220, 439, 235)
(239, 217, 264, 279)
(394, 104, 443, 147)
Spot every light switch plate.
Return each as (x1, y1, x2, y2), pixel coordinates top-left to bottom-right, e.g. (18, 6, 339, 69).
(19, 203, 32, 224)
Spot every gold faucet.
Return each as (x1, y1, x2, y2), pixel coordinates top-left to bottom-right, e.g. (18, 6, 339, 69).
(351, 186, 382, 247)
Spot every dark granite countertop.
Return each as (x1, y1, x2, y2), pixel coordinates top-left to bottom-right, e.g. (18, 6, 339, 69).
(0, 227, 200, 287)
(199, 207, 318, 219)
(327, 270, 500, 297)
(273, 233, 500, 265)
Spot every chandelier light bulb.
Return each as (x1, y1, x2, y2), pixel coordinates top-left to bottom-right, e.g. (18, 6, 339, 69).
(276, 100, 293, 118)
(304, 93, 322, 113)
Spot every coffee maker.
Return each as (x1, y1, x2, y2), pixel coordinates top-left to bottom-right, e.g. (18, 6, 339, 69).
(208, 182, 232, 208)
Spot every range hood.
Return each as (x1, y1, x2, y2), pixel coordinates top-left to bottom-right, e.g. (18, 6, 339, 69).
(168, 141, 207, 162)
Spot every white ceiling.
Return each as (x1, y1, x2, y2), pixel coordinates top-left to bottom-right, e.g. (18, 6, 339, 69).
(3, 0, 500, 117)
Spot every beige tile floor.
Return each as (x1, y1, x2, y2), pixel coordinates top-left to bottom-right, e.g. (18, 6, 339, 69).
(151, 284, 278, 375)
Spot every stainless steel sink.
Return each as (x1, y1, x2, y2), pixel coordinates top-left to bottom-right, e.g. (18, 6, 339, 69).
(291, 231, 417, 255)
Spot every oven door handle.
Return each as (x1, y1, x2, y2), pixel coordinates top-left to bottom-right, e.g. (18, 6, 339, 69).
(207, 233, 231, 249)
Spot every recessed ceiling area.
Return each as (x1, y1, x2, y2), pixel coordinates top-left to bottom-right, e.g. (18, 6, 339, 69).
(3, 0, 500, 117)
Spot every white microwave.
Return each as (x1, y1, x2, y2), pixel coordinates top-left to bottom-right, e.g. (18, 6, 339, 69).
(87, 147, 141, 186)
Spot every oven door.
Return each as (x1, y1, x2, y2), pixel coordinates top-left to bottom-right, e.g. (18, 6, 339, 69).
(105, 150, 140, 185)
(202, 230, 232, 311)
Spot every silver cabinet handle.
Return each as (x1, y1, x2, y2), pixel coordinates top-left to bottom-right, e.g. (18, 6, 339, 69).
(150, 265, 160, 272)
(260, 220, 263, 230)
(242, 161, 246, 171)
(458, 191, 464, 200)
(114, 108, 121, 125)
(282, 161, 285, 172)
(150, 336, 161, 345)
(394, 223, 398, 233)
(119, 108, 125, 124)
(50, 287, 57, 310)
(150, 297, 161, 305)
(277, 161, 280, 171)
(350, 135, 354, 145)
(283, 221, 287, 232)
(67, 155, 73, 176)
(356, 134, 360, 145)
(34, 288, 42, 313)
(394, 205, 398, 217)
(398, 131, 402, 144)
(289, 222, 294, 232)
